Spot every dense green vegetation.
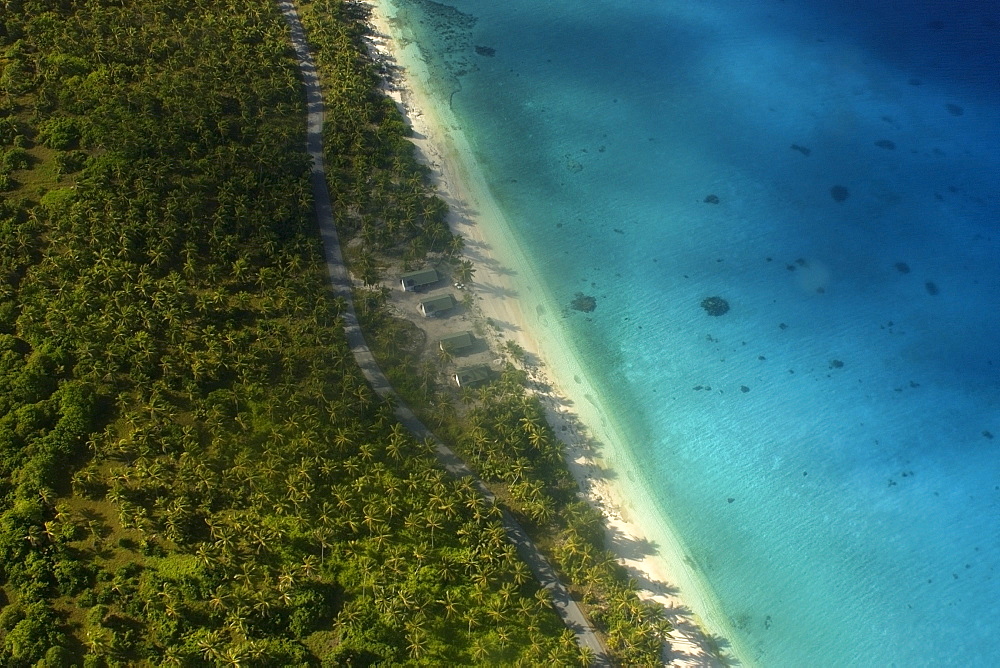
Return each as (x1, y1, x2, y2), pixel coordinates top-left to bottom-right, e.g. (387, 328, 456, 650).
(0, 0, 591, 664)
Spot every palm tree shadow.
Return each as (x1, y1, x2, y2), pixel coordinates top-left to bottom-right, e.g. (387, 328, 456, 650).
(601, 523, 737, 666)
(483, 317, 521, 335)
(534, 395, 737, 666)
(473, 280, 518, 301)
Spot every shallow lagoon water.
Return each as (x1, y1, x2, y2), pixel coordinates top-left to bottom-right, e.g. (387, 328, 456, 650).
(384, 0, 1000, 664)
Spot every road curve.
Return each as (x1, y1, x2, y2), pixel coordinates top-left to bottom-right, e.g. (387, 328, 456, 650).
(277, 2, 611, 665)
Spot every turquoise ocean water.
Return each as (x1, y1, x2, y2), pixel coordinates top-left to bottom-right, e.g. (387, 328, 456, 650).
(382, 0, 1000, 664)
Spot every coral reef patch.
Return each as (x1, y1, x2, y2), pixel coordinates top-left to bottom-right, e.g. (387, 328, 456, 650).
(701, 296, 730, 316)
(571, 293, 597, 312)
(704, 194, 720, 204)
(830, 185, 849, 202)
(875, 139, 896, 150)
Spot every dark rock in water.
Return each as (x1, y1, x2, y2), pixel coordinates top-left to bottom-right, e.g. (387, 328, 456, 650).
(571, 293, 597, 312)
(704, 194, 720, 204)
(791, 144, 811, 156)
(830, 185, 849, 202)
(727, 497, 735, 503)
(895, 262, 911, 274)
(701, 296, 730, 316)
(925, 281, 939, 295)
(875, 139, 896, 150)
(829, 359, 844, 369)
(984, 431, 994, 440)
(474, 45, 496, 57)
(740, 385, 750, 393)
(946, 103, 964, 116)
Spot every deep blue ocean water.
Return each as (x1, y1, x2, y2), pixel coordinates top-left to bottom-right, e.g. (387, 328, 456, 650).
(383, 0, 1000, 664)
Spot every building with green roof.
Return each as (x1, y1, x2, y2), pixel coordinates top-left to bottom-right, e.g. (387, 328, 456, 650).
(453, 365, 491, 388)
(439, 331, 474, 354)
(400, 268, 439, 292)
(418, 294, 457, 317)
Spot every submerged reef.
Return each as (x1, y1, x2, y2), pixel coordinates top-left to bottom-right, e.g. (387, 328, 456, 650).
(571, 293, 597, 312)
(830, 185, 849, 202)
(875, 139, 896, 150)
(474, 45, 496, 57)
(701, 296, 730, 316)
(704, 194, 720, 204)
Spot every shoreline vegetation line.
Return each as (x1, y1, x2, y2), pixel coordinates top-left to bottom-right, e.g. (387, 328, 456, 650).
(277, 1, 612, 663)
(307, 0, 733, 664)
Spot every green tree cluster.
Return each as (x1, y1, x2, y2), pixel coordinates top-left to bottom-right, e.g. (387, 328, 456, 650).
(0, 0, 582, 664)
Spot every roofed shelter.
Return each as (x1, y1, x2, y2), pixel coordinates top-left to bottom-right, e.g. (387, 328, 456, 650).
(439, 331, 474, 354)
(454, 365, 491, 388)
(418, 294, 457, 317)
(400, 268, 439, 292)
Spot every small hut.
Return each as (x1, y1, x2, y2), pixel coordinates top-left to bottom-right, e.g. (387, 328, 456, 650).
(419, 294, 457, 318)
(439, 331, 474, 355)
(454, 365, 491, 388)
(400, 268, 439, 292)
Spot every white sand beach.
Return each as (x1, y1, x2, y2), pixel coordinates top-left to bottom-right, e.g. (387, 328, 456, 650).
(363, 3, 729, 665)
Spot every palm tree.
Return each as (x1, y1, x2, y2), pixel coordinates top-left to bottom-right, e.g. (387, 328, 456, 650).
(209, 587, 230, 614)
(407, 627, 429, 660)
(300, 554, 318, 578)
(86, 629, 112, 657)
(470, 636, 490, 662)
(424, 511, 444, 548)
(438, 589, 461, 619)
(219, 645, 248, 668)
(577, 645, 596, 667)
(437, 345, 454, 366)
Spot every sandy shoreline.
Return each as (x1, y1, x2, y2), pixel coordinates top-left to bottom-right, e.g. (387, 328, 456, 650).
(362, 3, 727, 665)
